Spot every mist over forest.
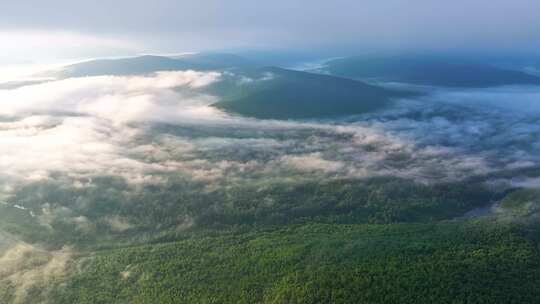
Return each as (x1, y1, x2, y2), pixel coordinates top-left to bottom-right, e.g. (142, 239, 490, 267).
(0, 51, 539, 303)
(2, 1, 540, 303)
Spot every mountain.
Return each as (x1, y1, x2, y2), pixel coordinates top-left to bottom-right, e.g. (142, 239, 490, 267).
(170, 52, 255, 69)
(228, 49, 331, 68)
(212, 67, 416, 119)
(49, 53, 254, 78)
(39, 54, 415, 120)
(321, 55, 540, 87)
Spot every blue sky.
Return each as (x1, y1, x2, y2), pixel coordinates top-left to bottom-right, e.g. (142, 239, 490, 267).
(1, 0, 540, 63)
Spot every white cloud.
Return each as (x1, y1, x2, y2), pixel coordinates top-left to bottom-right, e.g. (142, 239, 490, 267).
(0, 69, 539, 191)
(0, 71, 222, 184)
(429, 85, 540, 114)
(511, 177, 540, 188)
(280, 153, 344, 173)
(0, 71, 222, 123)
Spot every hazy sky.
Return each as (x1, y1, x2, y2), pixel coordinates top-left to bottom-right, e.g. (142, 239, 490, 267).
(1, 0, 540, 63)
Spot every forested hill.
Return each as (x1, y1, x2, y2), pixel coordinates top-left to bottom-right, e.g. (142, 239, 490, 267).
(321, 55, 540, 87)
(48, 53, 254, 78)
(212, 67, 416, 119)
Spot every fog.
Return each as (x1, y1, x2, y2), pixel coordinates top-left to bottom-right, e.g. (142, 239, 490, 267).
(1, 72, 539, 193)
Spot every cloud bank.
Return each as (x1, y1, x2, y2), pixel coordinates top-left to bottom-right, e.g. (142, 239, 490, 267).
(1, 69, 540, 301)
(1, 73, 539, 192)
(0, 71, 223, 184)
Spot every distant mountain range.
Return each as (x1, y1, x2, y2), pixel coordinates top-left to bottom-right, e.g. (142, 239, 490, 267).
(320, 55, 540, 87)
(45, 53, 414, 119)
(212, 67, 413, 119)
(39, 52, 540, 120)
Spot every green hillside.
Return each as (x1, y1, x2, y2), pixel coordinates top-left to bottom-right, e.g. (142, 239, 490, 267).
(6, 175, 540, 303)
(44, 55, 418, 120)
(4, 51, 540, 304)
(52, 53, 254, 78)
(322, 55, 540, 87)
(213, 67, 415, 119)
(49, 221, 540, 304)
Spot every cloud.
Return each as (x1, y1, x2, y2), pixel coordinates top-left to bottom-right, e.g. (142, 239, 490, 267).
(1, 69, 540, 255)
(280, 153, 344, 173)
(106, 216, 134, 232)
(0, 242, 73, 304)
(0, 71, 222, 122)
(510, 177, 540, 189)
(428, 85, 540, 115)
(2, 71, 539, 192)
(0, 115, 144, 183)
(0, 67, 540, 302)
(0, 71, 222, 184)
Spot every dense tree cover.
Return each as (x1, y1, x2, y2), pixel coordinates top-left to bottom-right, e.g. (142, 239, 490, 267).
(3, 174, 540, 303)
(49, 221, 540, 303)
(5, 176, 495, 249)
(3, 52, 540, 303)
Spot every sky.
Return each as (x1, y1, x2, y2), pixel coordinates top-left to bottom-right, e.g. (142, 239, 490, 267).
(1, 0, 540, 64)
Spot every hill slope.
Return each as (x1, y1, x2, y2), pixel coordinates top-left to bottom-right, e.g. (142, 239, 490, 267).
(47, 222, 540, 304)
(51, 53, 254, 78)
(40, 54, 416, 120)
(212, 67, 415, 119)
(322, 55, 540, 87)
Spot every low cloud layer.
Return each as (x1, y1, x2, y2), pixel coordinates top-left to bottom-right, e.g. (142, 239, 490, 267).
(1, 70, 540, 301)
(0, 71, 221, 121)
(1, 73, 539, 191)
(0, 71, 223, 185)
(0, 72, 539, 240)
